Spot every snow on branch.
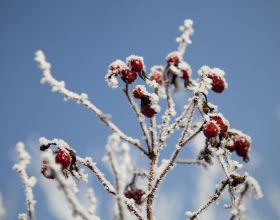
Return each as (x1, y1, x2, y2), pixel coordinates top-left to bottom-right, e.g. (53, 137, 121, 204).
(176, 19, 194, 56)
(77, 156, 116, 195)
(34, 50, 146, 155)
(11, 18, 262, 220)
(86, 188, 98, 216)
(13, 142, 37, 220)
(186, 178, 229, 220)
(42, 150, 100, 220)
(123, 83, 151, 153)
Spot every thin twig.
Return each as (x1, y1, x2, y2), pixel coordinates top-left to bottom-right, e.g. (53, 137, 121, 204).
(157, 66, 176, 152)
(188, 179, 229, 220)
(157, 98, 196, 154)
(13, 143, 36, 220)
(176, 159, 207, 168)
(43, 151, 99, 220)
(76, 157, 116, 195)
(107, 152, 125, 220)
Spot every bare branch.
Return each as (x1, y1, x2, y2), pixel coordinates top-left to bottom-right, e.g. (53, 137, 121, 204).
(13, 142, 36, 220)
(43, 151, 99, 220)
(107, 151, 125, 220)
(149, 101, 198, 206)
(77, 156, 116, 195)
(176, 159, 208, 168)
(187, 179, 229, 220)
(35, 50, 147, 156)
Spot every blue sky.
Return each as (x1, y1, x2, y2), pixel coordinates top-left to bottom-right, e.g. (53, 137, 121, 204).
(0, 0, 280, 219)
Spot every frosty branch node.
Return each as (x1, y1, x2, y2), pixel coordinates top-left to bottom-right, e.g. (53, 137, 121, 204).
(14, 19, 262, 220)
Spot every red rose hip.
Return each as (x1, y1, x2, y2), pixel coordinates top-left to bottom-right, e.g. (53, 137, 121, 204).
(121, 70, 137, 84)
(124, 188, 144, 205)
(167, 53, 181, 65)
(235, 136, 250, 158)
(181, 69, 190, 81)
(130, 59, 143, 72)
(208, 75, 225, 93)
(55, 150, 72, 169)
(133, 87, 144, 99)
(210, 115, 228, 134)
(141, 104, 156, 118)
(150, 73, 163, 85)
(203, 122, 219, 138)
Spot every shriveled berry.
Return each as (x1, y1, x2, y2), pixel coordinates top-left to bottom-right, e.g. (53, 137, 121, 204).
(210, 115, 228, 134)
(121, 70, 137, 84)
(130, 59, 143, 72)
(124, 189, 144, 205)
(133, 87, 144, 99)
(203, 122, 219, 138)
(150, 73, 163, 85)
(208, 75, 225, 93)
(41, 161, 55, 179)
(55, 150, 72, 169)
(141, 104, 156, 118)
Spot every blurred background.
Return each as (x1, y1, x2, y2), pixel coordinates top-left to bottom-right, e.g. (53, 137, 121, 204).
(0, 0, 279, 219)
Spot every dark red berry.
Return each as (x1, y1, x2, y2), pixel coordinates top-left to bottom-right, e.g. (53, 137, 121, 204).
(208, 75, 225, 93)
(41, 161, 55, 179)
(141, 104, 156, 118)
(167, 54, 180, 65)
(133, 87, 144, 99)
(203, 122, 219, 138)
(130, 59, 143, 72)
(210, 115, 228, 134)
(124, 189, 144, 205)
(121, 70, 137, 84)
(235, 136, 250, 159)
(55, 150, 72, 169)
(181, 69, 190, 81)
(150, 73, 163, 85)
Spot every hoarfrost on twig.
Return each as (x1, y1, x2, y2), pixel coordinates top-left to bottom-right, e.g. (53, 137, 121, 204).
(13, 142, 37, 220)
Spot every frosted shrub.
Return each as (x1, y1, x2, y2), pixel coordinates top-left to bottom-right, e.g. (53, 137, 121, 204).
(13, 19, 262, 220)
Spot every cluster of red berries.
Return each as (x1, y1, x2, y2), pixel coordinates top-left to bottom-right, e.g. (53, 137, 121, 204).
(41, 149, 73, 179)
(133, 86, 158, 118)
(226, 132, 251, 162)
(202, 105, 251, 162)
(124, 188, 145, 205)
(109, 56, 145, 84)
(203, 113, 228, 138)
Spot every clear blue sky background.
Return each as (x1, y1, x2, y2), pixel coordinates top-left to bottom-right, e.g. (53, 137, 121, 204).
(0, 0, 279, 219)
